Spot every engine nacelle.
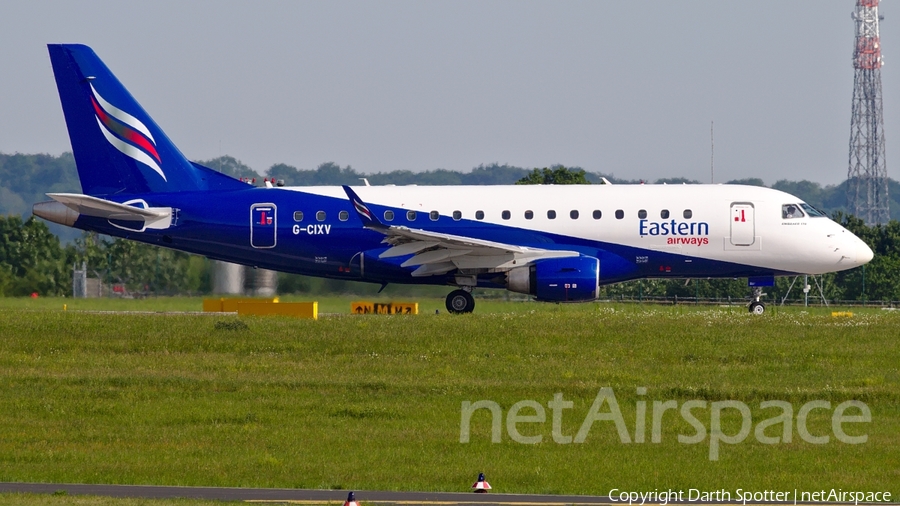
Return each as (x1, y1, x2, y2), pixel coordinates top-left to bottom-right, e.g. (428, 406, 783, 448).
(507, 256, 600, 302)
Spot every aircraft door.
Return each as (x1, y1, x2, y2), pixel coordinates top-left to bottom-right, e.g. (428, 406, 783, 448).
(250, 203, 277, 249)
(730, 202, 755, 246)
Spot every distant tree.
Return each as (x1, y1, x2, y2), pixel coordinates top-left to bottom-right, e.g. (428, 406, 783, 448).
(385, 169, 464, 185)
(0, 215, 72, 296)
(310, 162, 360, 185)
(197, 155, 260, 179)
(772, 180, 828, 210)
(73, 232, 210, 294)
(265, 162, 360, 186)
(655, 177, 700, 185)
(726, 178, 767, 187)
(826, 212, 900, 301)
(516, 166, 590, 185)
(467, 163, 531, 185)
(0, 152, 80, 215)
(266, 163, 301, 185)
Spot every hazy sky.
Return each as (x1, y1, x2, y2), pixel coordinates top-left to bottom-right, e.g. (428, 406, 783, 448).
(0, 1, 895, 185)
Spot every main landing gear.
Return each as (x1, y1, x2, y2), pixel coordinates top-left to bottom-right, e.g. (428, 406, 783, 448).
(446, 288, 475, 314)
(749, 287, 766, 315)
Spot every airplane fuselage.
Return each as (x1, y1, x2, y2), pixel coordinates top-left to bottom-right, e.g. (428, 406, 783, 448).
(38, 183, 872, 291)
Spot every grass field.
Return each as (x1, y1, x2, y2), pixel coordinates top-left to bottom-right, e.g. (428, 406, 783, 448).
(0, 296, 897, 499)
(0, 494, 237, 506)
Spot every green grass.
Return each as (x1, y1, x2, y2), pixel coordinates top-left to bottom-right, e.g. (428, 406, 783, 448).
(0, 494, 241, 506)
(0, 297, 897, 497)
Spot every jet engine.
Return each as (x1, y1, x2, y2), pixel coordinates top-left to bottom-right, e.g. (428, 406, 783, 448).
(506, 256, 600, 302)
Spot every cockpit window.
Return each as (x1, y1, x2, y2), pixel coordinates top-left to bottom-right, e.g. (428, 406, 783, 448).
(782, 204, 805, 219)
(800, 203, 827, 217)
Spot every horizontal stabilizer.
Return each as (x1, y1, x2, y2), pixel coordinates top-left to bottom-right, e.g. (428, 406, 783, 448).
(46, 193, 172, 229)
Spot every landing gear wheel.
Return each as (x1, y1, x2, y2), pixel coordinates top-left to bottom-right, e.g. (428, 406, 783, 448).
(446, 289, 475, 314)
(748, 286, 766, 315)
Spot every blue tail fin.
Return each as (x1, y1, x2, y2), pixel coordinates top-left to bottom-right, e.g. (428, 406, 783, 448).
(48, 44, 248, 195)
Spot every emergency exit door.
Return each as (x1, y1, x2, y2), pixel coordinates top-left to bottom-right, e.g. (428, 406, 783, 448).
(730, 202, 755, 246)
(250, 203, 277, 249)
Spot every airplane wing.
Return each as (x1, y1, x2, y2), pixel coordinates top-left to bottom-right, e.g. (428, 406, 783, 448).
(342, 186, 578, 276)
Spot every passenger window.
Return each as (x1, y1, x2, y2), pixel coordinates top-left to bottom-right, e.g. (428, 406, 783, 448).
(525, 210, 534, 220)
(316, 211, 326, 221)
(429, 210, 440, 221)
(660, 209, 669, 219)
(407, 210, 417, 221)
(638, 210, 647, 219)
(475, 210, 484, 220)
(570, 210, 579, 219)
(502, 210, 511, 220)
(293, 211, 304, 222)
(452, 210, 462, 220)
(782, 204, 805, 219)
(683, 209, 692, 219)
(547, 210, 557, 219)
(339, 210, 349, 221)
(615, 210, 624, 219)
(384, 210, 394, 221)
(593, 210, 602, 219)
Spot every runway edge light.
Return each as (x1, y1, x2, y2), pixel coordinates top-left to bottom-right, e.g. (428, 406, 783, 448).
(343, 491, 359, 506)
(472, 472, 491, 493)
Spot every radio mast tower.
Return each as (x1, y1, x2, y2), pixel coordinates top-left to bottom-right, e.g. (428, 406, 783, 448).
(848, 0, 889, 225)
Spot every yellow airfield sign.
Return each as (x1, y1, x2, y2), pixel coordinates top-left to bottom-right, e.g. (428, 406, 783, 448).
(351, 301, 418, 315)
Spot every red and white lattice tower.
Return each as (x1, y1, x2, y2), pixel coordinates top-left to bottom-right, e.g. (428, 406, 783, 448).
(848, 0, 890, 225)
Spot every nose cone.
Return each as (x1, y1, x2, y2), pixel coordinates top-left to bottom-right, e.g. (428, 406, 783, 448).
(858, 240, 874, 265)
(839, 233, 874, 268)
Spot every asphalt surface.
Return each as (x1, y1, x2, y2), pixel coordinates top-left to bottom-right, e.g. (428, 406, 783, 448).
(0, 482, 615, 504)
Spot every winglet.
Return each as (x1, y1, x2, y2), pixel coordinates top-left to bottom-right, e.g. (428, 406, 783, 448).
(342, 185, 385, 228)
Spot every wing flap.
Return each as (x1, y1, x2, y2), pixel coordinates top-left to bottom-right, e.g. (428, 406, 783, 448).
(401, 248, 472, 267)
(381, 241, 440, 258)
(411, 261, 458, 277)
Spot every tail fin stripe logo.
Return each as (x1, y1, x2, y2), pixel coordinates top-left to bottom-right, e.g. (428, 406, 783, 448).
(90, 97, 161, 162)
(90, 84, 155, 142)
(89, 84, 166, 181)
(95, 117, 167, 182)
(353, 199, 372, 220)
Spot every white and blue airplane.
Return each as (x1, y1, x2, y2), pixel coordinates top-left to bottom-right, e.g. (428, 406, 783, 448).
(34, 44, 874, 314)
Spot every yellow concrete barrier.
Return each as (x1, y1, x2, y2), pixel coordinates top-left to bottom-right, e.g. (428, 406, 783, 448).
(202, 298, 224, 312)
(237, 301, 317, 319)
(203, 297, 278, 312)
(350, 301, 418, 315)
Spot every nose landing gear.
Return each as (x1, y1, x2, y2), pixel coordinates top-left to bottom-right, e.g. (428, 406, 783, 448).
(446, 288, 475, 314)
(749, 287, 766, 315)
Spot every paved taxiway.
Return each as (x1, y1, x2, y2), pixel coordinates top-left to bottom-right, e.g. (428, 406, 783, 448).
(0, 482, 614, 504)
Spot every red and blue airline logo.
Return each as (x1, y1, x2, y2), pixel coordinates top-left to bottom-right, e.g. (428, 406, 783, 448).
(90, 84, 166, 181)
(353, 198, 373, 222)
